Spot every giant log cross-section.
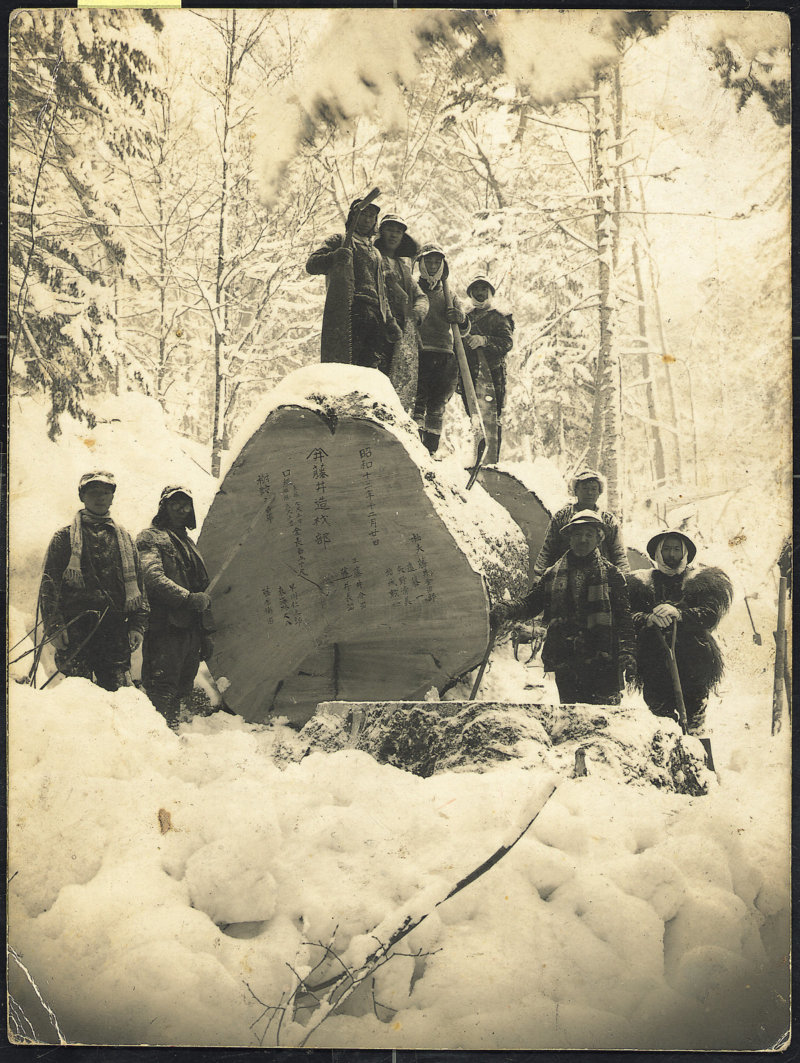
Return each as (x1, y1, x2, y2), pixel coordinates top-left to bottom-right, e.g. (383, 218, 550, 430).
(198, 365, 528, 726)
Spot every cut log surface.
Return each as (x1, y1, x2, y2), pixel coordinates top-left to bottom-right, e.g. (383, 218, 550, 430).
(198, 366, 528, 726)
(478, 464, 651, 584)
(477, 466, 551, 589)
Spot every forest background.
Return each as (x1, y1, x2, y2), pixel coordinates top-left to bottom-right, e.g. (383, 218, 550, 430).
(8, 8, 791, 569)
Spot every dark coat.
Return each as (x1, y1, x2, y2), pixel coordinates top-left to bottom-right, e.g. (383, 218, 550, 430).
(136, 522, 215, 634)
(306, 233, 396, 363)
(507, 551, 634, 675)
(627, 565, 733, 704)
(465, 306, 514, 369)
(40, 522, 149, 636)
(534, 503, 629, 578)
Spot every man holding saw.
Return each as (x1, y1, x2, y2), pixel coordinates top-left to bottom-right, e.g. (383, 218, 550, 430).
(306, 191, 402, 372)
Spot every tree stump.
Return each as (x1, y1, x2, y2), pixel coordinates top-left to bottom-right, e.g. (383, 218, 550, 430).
(197, 366, 528, 726)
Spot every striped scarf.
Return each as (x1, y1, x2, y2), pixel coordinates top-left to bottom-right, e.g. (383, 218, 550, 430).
(64, 510, 143, 614)
(548, 549, 614, 652)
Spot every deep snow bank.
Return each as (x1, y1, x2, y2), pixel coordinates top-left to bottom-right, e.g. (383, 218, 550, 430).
(8, 664, 789, 1050)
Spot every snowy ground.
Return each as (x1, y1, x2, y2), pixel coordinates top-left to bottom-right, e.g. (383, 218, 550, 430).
(7, 391, 791, 1049)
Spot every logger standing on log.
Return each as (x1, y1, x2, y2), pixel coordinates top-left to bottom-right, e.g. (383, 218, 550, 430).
(137, 486, 215, 730)
(413, 243, 470, 455)
(39, 471, 148, 691)
(374, 213, 428, 411)
(534, 469, 630, 579)
(492, 511, 636, 705)
(627, 530, 733, 763)
(462, 275, 514, 458)
(306, 196, 402, 372)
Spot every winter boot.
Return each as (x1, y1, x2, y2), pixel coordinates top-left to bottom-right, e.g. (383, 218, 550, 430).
(423, 430, 440, 454)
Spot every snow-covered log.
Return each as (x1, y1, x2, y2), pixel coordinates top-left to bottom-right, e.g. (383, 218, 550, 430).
(302, 699, 711, 795)
(198, 366, 528, 726)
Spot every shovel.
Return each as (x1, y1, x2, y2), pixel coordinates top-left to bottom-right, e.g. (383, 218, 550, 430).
(744, 593, 762, 645)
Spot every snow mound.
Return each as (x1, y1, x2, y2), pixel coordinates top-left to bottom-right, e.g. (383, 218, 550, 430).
(7, 671, 788, 1049)
(307, 699, 710, 794)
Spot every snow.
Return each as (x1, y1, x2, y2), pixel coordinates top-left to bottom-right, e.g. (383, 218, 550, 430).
(8, 642, 789, 1050)
(8, 369, 790, 1051)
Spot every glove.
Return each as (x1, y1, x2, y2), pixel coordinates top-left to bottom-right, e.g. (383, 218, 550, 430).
(201, 635, 215, 662)
(651, 603, 681, 627)
(386, 320, 403, 343)
(445, 306, 464, 325)
(128, 630, 143, 653)
(465, 334, 486, 349)
(332, 245, 353, 267)
(52, 629, 70, 651)
(188, 591, 211, 613)
(489, 601, 516, 631)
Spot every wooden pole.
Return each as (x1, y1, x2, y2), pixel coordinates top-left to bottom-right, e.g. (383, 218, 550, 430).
(442, 275, 486, 489)
(771, 576, 788, 734)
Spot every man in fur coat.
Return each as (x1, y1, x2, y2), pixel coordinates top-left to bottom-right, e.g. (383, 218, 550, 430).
(627, 529, 733, 759)
(306, 197, 402, 372)
(39, 470, 148, 690)
(137, 486, 215, 729)
(534, 468, 630, 578)
(462, 275, 514, 456)
(492, 511, 636, 705)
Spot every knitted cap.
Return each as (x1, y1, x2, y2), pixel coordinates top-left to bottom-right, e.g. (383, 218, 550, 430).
(466, 274, 496, 297)
(415, 242, 446, 262)
(78, 471, 116, 493)
(160, 485, 193, 504)
(159, 485, 196, 529)
(569, 468, 606, 495)
(561, 510, 606, 539)
(379, 213, 408, 231)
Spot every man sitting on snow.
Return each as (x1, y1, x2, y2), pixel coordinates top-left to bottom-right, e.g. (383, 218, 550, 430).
(39, 471, 148, 691)
(533, 468, 630, 578)
(492, 510, 636, 705)
(136, 486, 215, 730)
(627, 529, 733, 768)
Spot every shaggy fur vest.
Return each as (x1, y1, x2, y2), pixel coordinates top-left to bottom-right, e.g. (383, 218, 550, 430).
(627, 565, 733, 703)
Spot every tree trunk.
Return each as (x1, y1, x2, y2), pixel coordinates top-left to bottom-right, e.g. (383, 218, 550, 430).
(197, 365, 528, 727)
(587, 70, 622, 517)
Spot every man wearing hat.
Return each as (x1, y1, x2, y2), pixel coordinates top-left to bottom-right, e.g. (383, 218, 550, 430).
(306, 196, 402, 371)
(461, 275, 514, 457)
(39, 471, 149, 690)
(413, 243, 470, 454)
(627, 530, 733, 759)
(374, 213, 429, 410)
(492, 510, 636, 705)
(534, 469, 629, 579)
(136, 487, 215, 729)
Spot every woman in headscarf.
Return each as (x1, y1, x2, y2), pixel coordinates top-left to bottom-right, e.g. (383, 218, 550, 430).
(627, 529, 733, 762)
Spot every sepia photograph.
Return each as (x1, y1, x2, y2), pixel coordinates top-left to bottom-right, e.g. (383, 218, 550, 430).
(7, 7, 791, 1051)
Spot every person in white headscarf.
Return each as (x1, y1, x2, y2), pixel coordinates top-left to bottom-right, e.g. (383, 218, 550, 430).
(412, 243, 470, 454)
(627, 529, 733, 765)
